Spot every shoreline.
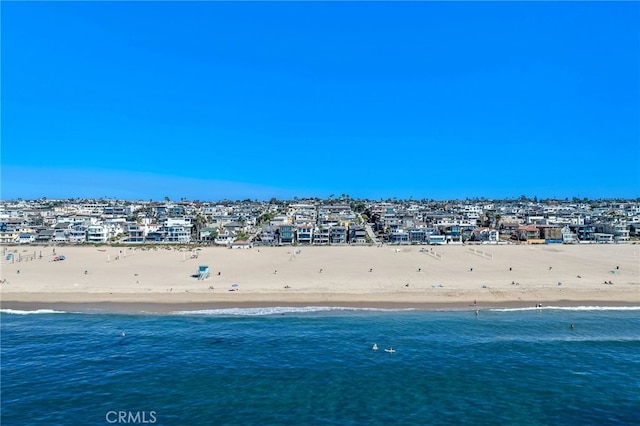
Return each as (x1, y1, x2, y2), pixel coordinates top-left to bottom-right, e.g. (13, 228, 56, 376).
(2, 293, 638, 314)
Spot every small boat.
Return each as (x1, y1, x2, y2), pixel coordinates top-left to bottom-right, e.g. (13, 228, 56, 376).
(385, 347, 395, 353)
(372, 343, 378, 351)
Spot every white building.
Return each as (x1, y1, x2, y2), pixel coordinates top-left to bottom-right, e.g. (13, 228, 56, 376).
(87, 225, 109, 243)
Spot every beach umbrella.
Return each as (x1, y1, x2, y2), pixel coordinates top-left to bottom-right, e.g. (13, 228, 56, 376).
(232, 283, 239, 287)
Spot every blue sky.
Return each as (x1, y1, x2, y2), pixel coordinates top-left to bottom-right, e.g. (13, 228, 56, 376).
(2, 1, 639, 201)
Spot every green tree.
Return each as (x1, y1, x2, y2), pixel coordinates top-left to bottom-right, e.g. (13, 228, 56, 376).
(192, 214, 208, 240)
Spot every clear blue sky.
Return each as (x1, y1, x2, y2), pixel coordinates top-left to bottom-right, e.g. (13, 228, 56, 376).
(2, 1, 639, 201)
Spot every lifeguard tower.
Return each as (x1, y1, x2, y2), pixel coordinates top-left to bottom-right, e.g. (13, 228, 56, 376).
(197, 265, 210, 280)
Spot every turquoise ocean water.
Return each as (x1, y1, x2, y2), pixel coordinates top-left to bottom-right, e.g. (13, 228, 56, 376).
(1, 306, 639, 425)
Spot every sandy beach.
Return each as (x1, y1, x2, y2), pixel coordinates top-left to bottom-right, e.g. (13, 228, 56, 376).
(1, 244, 638, 312)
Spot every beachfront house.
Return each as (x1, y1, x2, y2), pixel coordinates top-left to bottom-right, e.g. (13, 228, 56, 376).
(594, 233, 614, 243)
(516, 225, 540, 242)
(408, 228, 426, 244)
(52, 228, 69, 243)
(126, 223, 146, 243)
(499, 222, 520, 239)
(214, 227, 236, 245)
(427, 234, 446, 245)
(296, 224, 314, 245)
(537, 225, 563, 243)
(145, 231, 166, 242)
(198, 227, 218, 244)
(570, 225, 595, 242)
(258, 226, 277, 246)
(389, 229, 410, 245)
(313, 227, 330, 245)
(68, 228, 87, 243)
(438, 225, 463, 244)
(35, 229, 56, 243)
(164, 226, 191, 243)
(16, 233, 36, 244)
(330, 226, 347, 244)
(348, 225, 367, 244)
(596, 223, 630, 242)
(87, 225, 109, 243)
(277, 224, 295, 245)
(470, 227, 500, 243)
(0, 223, 21, 244)
(561, 226, 579, 244)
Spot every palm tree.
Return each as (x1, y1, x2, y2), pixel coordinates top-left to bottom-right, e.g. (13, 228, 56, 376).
(192, 214, 208, 241)
(494, 214, 502, 229)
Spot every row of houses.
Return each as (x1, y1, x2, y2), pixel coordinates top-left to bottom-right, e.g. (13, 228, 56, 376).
(1, 197, 638, 246)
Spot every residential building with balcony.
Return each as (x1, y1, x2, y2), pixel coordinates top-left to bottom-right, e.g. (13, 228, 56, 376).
(277, 225, 295, 245)
(348, 225, 367, 244)
(516, 226, 540, 242)
(296, 225, 314, 245)
(313, 227, 330, 245)
(471, 227, 499, 243)
(330, 226, 347, 244)
(87, 225, 109, 243)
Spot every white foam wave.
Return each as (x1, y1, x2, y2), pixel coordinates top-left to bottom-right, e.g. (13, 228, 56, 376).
(0, 309, 69, 315)
(489, 306, 640, 312)
(171, 306, 413, 316)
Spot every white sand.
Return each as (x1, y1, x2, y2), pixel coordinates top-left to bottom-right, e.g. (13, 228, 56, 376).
(1, 244, 638, 308)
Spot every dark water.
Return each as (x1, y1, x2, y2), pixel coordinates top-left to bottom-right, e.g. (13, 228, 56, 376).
(2, 306, 639, 425)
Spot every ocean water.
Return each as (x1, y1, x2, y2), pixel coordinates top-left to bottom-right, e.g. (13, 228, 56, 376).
(1, 306, 639, 426)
